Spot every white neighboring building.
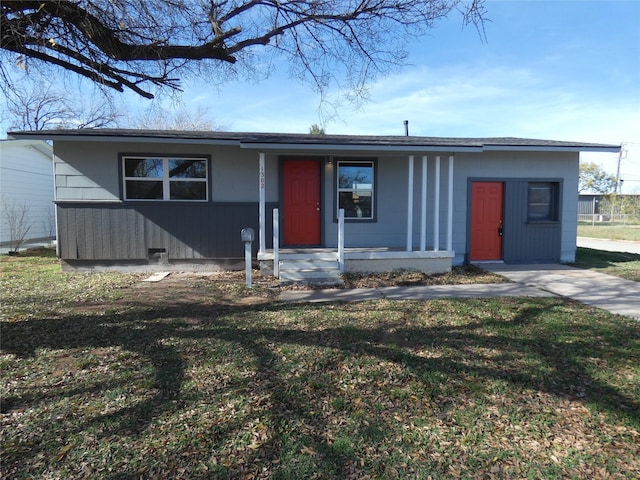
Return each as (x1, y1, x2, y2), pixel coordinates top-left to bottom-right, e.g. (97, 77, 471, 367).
(0, 139, 55, 250)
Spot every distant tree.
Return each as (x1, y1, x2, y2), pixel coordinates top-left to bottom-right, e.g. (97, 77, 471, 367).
(1, 197, 31, 253)
(579, 162, 618, 194)
(1, 1, 487, 100)
(309, 124, 325, 135)
(4, 77, 120, 130)
(132, 104, 224, 131)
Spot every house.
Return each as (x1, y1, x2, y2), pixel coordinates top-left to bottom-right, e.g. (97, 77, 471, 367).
(0, 139, 55, 252)
(7, 129, 620, 280)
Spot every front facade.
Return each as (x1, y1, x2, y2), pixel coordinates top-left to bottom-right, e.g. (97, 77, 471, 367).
(8, 130, 619, 276)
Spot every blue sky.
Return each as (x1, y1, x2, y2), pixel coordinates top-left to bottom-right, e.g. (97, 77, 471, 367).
(171, 0, 639, 192)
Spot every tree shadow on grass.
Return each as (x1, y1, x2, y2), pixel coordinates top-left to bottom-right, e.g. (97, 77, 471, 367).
(1, 296, 638, 478)
(574, 247, 640, 268)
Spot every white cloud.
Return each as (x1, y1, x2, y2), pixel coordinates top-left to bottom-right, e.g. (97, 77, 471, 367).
(325, 63, 639, 145)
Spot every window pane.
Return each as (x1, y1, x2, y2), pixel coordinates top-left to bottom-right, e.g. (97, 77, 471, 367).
(125, 158, 162, 178)
(339, 191, 372, 218)
(528, 182, 556, 221)
(528, 204, 551, 220)
(529, 186, 551, 204)
(126, 180, 163, 199)
(338, 164, 373, 189)
(170, 181, 207, 200)
(169, 159, 207, 178)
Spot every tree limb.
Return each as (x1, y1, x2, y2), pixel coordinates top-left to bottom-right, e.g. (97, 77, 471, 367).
(1, 0, 487, 99)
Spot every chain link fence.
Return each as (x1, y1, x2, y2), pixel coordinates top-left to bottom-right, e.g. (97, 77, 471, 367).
(578, 194, 640, 225)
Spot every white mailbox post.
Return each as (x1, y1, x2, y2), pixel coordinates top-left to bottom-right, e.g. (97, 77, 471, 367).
(241, 228, 255, 288)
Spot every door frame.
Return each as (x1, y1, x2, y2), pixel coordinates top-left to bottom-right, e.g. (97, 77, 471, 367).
(467, 179, 505, 263)
(279, 156, 324, 247)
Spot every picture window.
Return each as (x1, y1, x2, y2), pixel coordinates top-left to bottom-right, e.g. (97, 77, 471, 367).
(123, 156, 208, 201)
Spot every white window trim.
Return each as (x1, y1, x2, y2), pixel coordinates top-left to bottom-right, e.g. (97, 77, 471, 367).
(123, 156, 209, 202)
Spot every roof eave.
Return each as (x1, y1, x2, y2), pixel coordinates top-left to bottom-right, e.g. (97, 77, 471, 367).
(484, 145, 621, 153)
(239, 142, 483, 153)
(0, 138, 54, 157)
(8, 132, 240, 146)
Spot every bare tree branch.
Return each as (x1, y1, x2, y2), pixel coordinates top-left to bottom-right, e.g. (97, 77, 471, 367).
(1, 1, 487, 99)
(4, 78, 121, 130)
(1, 197, 32, 253)
(132, 103, 226, 131)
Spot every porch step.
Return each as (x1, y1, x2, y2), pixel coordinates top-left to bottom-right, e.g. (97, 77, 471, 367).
(278, 258, 342, 285)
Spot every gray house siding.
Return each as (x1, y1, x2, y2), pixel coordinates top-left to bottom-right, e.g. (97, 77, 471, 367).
(53, 140, 280, 264)
(502, 180, 562, 263)
(323, 155, 462, 250)
(323, 155, 411, 249)
(53, 141, 279, 203)
(452, 151, 578, 264)
(57, 202, 277, 261)
(322, 151, 577, 264)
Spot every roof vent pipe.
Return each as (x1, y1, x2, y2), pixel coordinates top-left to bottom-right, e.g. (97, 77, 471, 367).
(404, 120, 409, 136)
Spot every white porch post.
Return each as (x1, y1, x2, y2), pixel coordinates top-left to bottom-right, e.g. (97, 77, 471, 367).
(433, 156, 440, 251)
(420, 155, 428, 251)
(447, 155, 454, 252)
(273, 208, 279, 277)
(406, 155, 414, 251)
(338, 208, 345, 273)
(259, 152, 266, 254)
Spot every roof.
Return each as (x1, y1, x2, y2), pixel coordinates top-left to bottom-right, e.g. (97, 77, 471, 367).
(7, 128, 621, 153)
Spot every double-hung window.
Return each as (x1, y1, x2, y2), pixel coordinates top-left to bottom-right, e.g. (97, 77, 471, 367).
(527, 182, 559, 222)
(336, 160, 375, 220)
(123, 156, 208, 201)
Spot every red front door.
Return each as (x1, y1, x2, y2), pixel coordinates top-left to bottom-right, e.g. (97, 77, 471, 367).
(283, 160, 321, 246)
(470, 182, 504, 261)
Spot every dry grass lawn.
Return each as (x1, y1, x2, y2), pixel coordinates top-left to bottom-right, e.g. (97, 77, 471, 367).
(1, 250, 639, 479)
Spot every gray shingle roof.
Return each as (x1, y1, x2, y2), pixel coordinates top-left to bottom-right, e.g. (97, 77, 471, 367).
(7, 128, 621, 152)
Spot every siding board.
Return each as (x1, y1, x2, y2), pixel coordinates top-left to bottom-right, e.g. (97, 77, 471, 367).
(503, 180, 561, 263)
(57, 207, 69, 258)
(56, 202, 277, 261)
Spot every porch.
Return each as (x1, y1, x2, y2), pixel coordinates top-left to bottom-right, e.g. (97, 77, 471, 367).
(258, 247, 454, 283)
(255, 153, 457, 283)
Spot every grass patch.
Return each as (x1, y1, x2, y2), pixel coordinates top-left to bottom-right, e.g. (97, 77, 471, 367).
(0, 248, 144, 321)
(578, 224, 640, 242)
(2, 250, 639, 479)
(572, 247, 640, 282)
(342, 265, 506, 288)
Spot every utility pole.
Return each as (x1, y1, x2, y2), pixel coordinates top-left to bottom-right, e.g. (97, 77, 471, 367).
(615, 142, 627, 194)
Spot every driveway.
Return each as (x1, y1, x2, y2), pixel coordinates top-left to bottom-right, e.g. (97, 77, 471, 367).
(482, 263, 640, 320)
(577, 237, 640, 255)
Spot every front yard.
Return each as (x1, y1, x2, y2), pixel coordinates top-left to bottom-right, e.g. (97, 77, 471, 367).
(573, 248, 640, 282)
(1, 251, 639, 479)
(577, 224, 640, 242)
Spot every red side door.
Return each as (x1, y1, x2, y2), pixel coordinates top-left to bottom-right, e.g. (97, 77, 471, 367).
(470, 182, 504, 261)
(283, 159, 321, 246)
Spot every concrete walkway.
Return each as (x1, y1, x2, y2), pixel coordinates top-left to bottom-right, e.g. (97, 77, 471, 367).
(280, 282, 553, 304)
(280, 264, 640, 321)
